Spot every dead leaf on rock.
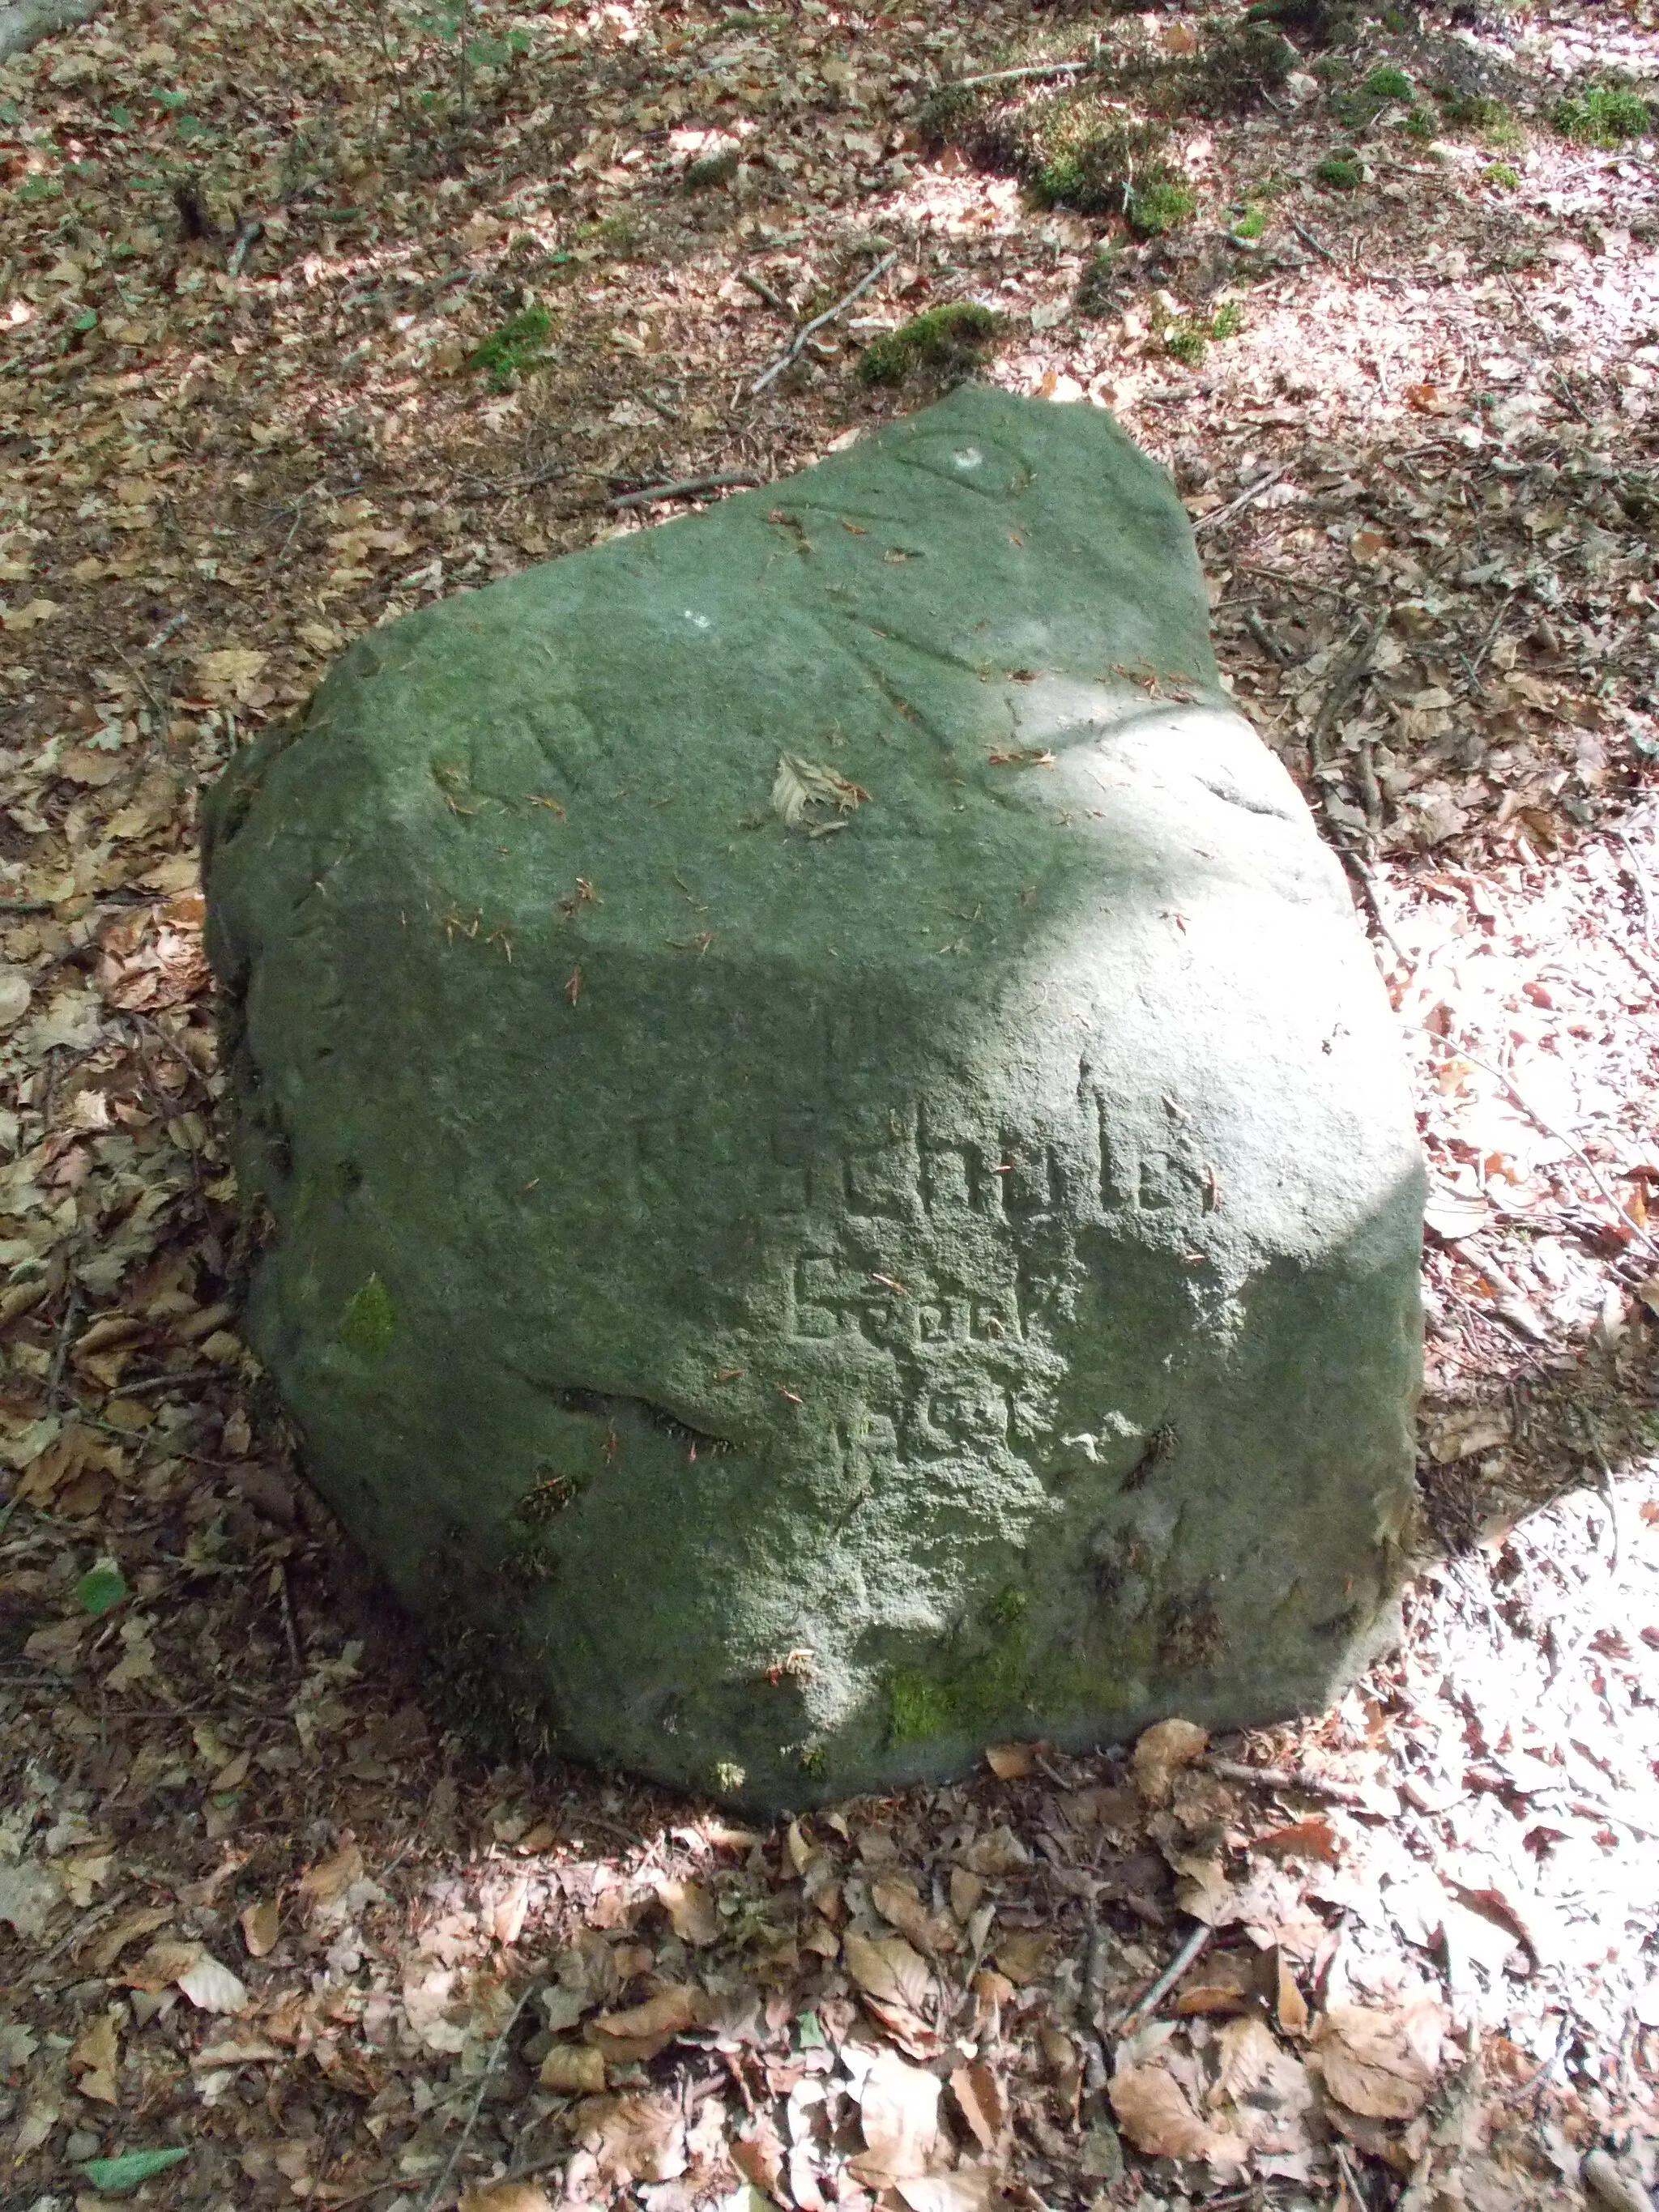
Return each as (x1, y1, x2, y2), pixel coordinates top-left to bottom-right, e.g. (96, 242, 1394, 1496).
(1313, 1998, 1446, 2120)
(1134, 1717, 1209, 1805)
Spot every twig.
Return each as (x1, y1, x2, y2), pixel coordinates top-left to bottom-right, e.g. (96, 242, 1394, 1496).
(1290, 215, 1341, 266)
(1468, 588, 1519, 680)
(454, 463, 566, 501)
(419, 1984, 536, 2212)
(1336, 847, 1412, 969)
(29, 1884, 134, 1973)
(276, 1562, 304, 1675)
(752, 249, 898, 395)
(1205, 1755, 1369, 1805)
(1192, 465, 1285, 537)
(608, 470, 761, 509)
(143, 609, 188, 654)
(1613, 826, 1655, 948)
(1310, 603, 1390, 769)
(45, 1281, 83, 1414)
(1234, 560, 1347, 600)
(226, 217, 262, 277)
(738, 269, 788, 312)
(1106, 1920, 1212, 2034)
(939, 58, 1096, 91)
(1415, 1029, 1659, 1262)
(0, 897, 53, 914)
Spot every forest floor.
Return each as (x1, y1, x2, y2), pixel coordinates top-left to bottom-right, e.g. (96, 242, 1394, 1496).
(2, 0, 1658, 2207)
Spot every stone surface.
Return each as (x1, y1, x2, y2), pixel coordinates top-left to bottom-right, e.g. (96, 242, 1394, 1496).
(204, 385, 1424, 1809)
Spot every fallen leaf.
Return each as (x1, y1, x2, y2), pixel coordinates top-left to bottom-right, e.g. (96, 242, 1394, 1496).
(849, 2050, 940, 2184)
(71, 2009, 121, 2104)
(1252, 1816, 1340, 1865)
(1110, 2063, 1248, 2167)
(992, 1929, 1053, 1984)
(574, 2092, 688, 2183)
(844, 1928, 933, 2011)
(540, 2044, 608, 2094)
(299, 1843, 365, 1907)
(588, 1984, 707, 2061)
(949, 2062, 1007, 2154)
(459, 2186, 555, 2212)
(772, 752, 869, 830)
(177, 1954, 250, 2014)
(898, 2176, 995, 2212)
(872, 1873, 956, 1955)
(984, 1741, 1036, 1779)
(1134, 1717, 1209, 1805)
(240, 1899, 280, 1958)
(655, 1876, 718, 1946)
(1313, 1999, 1444, 2120)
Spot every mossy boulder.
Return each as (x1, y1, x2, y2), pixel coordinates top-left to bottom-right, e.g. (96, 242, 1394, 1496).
(204, 386, 1424, 1810)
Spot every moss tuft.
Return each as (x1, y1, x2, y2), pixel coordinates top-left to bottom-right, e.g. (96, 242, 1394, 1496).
(888, 1668, 954, 1745)
(859, 300, 1002, 386)
(1362, 64, 1413, 101)
(1482, 160, 1520, 190)
(339, 1272, 395, 1359)
(1127, 177, 1196, 237)
(1315, 151, 1363, 190)
(466, 305, 553, 391)
(1552, 80, 1650, 147)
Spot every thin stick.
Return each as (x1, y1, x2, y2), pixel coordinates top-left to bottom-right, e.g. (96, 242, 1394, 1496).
(1234, 560, 1347, 600)
(1192, 466, 1285, 537)
(1310, 603, 1390, 768)
(418, 1984, 535, 2212)
(752, 250, 898, 395)
(939, 58, 1095, 91)
(1416, 1029, 1659, 1263)
(1205, 1756, 1368, 1805)
(1106, 1920, 1212, 2034)
(738, 270, 788, 312)
(1290, 215, 1341, 266)
(608, 470, 761, 509)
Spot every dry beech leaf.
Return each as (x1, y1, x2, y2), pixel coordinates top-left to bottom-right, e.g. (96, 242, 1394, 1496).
(849, 2050, 940, 2185)
(125, 1938, 205, 1993)
(177, 1953, 250, 2014)
(992, 1930, 1052, 1984)
(1313, 2000, 1444, 2120)
(1276, 1953, 1311, 2039)
(772, 752, 869, 831)
(458, 2184, 555, 2212)
(1212, 2016, 1316, 2157)
(655, 1877, 718, 1946)
(299, 1843, 365, 1907)
(950, 2062, 1008, 2154)
(240, 1899, 280, 1958)
(1110, 2063, 1248, 2167)
(587, 1985, 706, 2061)
(844, 1927, 932, 2012)
(1133, 1717, 1209, 1805)
(962, 1824, 1030, 1877)
(731, 2120, 787, 2197)
(898, 2176, 996, 2212)
(83, 1903, 172, 1975)
(574, 2091, 688, 2184)
(1252, 1816, 1340, 1865)
(539, 2044, 608, 2094)
(984, 1741, 1036, 1779)
(872, 1874, 956, 1955)
(70, 2010, 120, 2104)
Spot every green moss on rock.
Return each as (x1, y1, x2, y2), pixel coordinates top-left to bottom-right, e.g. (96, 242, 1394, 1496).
(339, 1272, 395, 1358)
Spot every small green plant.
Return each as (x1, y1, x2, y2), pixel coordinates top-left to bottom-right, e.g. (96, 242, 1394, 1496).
(711, 1759, 746, 1795)
(1159, 300, 1244, 364)
(1363, 64, 1413, 100)
(686, 141, 740, 188)
(1128, 176, 1196, 236)
(1316, 151, 1363, 189)
(1402, 104, 1436, 141)
(1553, 80, 1651, 147)
(1482, 160, 1520, 190)
(1075, 247, 1123, 314)
(1230, 202, 1268, 238)
(466, 304, 553, 390)
(77, 1560, 128, 1617)
(859, 300, 1002, 385)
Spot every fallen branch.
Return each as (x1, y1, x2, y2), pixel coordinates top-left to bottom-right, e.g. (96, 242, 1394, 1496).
(1334, 847, 1414, 973)
(0, 0, 101, 60)
(738, 269, 789, 313)
(751, 249, 898, 395)
(1106, 1920, 1212, 2035)
(938, 57, 1097, 92)
(1205, 1755, 1369, 1805)
(418, 1984, 536, 2212)
(608, 470, 761, 509)
(1192, 466, 1286, 538)
(1309, 603, 1390, 769)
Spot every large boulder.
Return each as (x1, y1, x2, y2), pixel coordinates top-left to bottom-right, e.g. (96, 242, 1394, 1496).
(204, 386, 1423, 1809)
